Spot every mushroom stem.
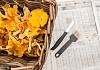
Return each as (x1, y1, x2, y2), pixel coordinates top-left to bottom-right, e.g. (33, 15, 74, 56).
(0, 46, 7, 50)
(28, 37, 32, 52)
(13, 30, 21, 36)
(9, 32, 16, 41)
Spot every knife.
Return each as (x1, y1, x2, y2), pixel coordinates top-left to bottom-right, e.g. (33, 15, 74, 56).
(51, 20, 74, 50)
(55, 30, 80, 58)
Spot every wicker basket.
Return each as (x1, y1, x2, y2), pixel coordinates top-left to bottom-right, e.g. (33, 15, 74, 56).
(0, 0, 57, 70)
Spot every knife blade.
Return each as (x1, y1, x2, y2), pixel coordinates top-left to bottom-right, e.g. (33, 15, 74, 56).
(51, 20, 74, 50)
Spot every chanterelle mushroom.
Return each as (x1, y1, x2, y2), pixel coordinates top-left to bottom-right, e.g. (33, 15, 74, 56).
(0, 4, 49, 57)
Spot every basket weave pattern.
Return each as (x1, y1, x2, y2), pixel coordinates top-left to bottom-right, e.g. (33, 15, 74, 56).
(0, 0, 57, 70)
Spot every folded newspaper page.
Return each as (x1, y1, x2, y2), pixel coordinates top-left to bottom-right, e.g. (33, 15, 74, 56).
(42, 0, 100, 70)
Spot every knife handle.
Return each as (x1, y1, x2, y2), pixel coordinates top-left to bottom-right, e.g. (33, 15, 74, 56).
(55, 40, 72, 58)
(51, 32, 67, 50)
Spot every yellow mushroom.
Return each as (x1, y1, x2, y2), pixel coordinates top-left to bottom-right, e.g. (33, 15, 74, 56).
(2, 4, 11, 11)
(0, 4, 49, 58)
(17, 44, 28, 57)
(37, 35, 44, 42)
(32, 41, 42, 51)
(29, 9, 48, 27)
(7, 39, 28, 57)
(23, 7, 31, 21)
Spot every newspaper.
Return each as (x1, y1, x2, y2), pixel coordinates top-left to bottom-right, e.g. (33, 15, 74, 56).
(91, 0, 100, 40)
(42, 0, 100, 70)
